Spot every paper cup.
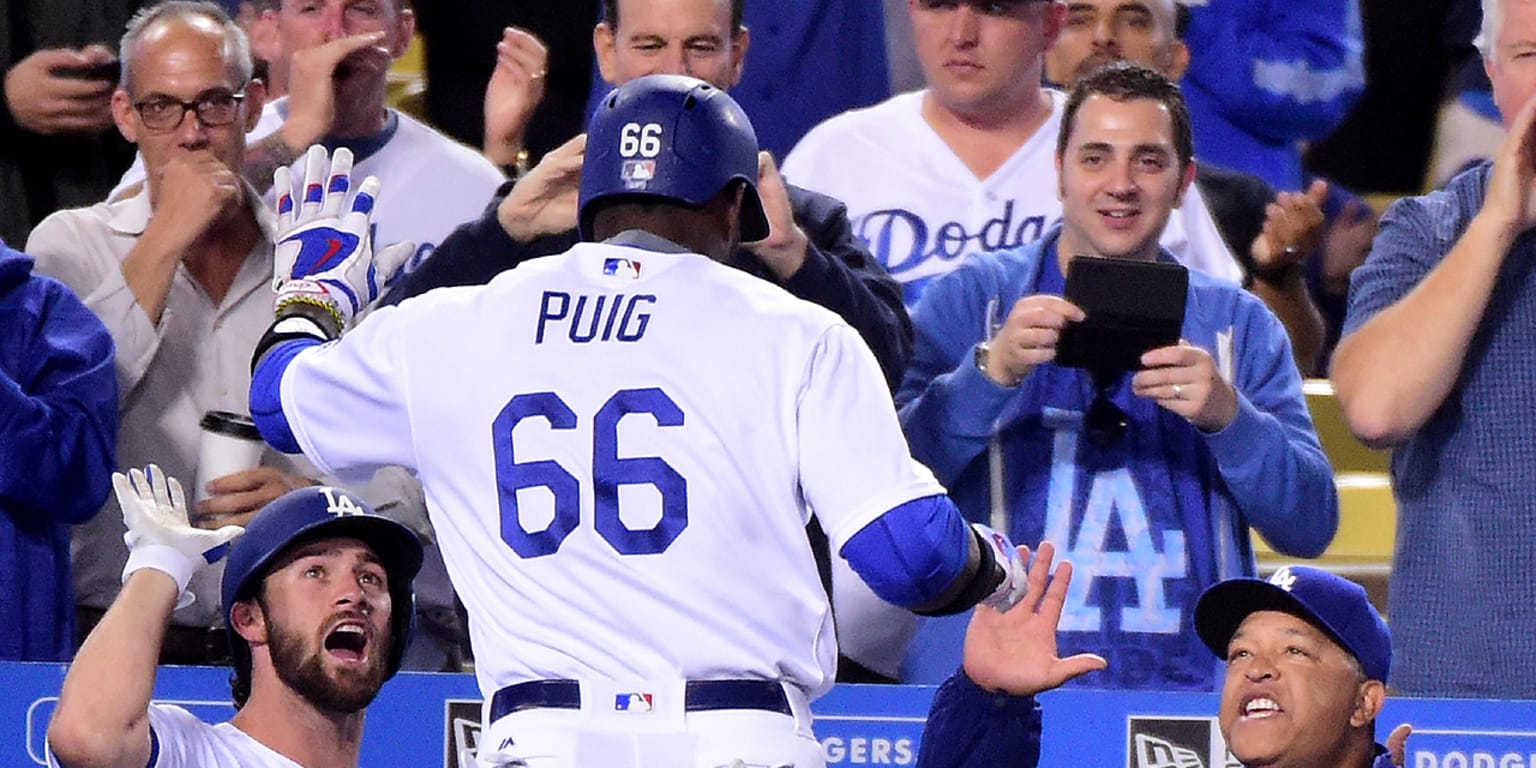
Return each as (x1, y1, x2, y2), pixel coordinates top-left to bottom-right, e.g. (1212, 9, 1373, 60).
(194, 411, 265, 505)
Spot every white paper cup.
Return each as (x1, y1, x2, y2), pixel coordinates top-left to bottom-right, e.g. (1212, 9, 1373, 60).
(194, 411, 265, 505)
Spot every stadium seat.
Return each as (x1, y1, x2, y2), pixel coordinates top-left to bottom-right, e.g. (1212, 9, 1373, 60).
(1254, 379, 1395, 616)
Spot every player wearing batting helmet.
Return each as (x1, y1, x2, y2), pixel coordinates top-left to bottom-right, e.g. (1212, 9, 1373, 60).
(253, 72, 1038, 768)
(576, 73, 770, 243)
(222, 483, 424, 710)
(48, 467, 423, 768)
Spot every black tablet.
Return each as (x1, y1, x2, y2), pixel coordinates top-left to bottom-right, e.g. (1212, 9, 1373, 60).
(1055, 255, 1188, 375)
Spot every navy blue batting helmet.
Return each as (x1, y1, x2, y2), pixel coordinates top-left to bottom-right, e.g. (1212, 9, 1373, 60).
(222, 486, 424, 698)
(578, 73, 769, 241)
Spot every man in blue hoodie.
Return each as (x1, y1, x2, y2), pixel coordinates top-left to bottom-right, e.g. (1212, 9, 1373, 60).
(897, 61, 1337, 689)
(0, 238, 116, 660)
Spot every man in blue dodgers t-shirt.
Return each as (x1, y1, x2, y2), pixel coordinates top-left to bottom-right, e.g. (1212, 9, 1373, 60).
(896, 61, 1337, 690)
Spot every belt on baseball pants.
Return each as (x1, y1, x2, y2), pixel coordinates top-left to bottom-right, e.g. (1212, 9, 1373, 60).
(489, 679, 793, 721)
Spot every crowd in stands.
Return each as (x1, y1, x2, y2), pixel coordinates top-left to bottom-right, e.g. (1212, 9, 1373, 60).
(3, 0, 1530, 725)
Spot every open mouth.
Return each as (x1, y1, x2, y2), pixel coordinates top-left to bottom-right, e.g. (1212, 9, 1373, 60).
(323, 622, 369, 663)
(1240, 696, 1282, 720)
(1099, 208, 1140, 228)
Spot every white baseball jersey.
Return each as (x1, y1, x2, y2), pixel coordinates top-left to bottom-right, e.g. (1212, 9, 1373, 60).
(114, 98, 505, 274)
(48, 705, 300, 768)
(781, 89, 1243, 305)
(274, 239, 946, 702)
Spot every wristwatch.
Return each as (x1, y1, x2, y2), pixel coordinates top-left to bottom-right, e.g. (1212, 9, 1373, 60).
(974, 341, 1021, 387)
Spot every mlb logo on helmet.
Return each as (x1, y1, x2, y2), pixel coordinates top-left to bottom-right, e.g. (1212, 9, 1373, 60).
(603, 257, 642, 279)
(614, 692, 654, 712)
(622, 159, 656, 190)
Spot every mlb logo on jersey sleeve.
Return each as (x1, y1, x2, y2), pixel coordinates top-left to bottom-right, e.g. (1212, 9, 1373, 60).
(622, 159, 656, 190)
(614, 692, 654, 712)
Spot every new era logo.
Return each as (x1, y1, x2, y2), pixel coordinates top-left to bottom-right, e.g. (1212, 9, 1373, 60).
(615, 693, 653, 712)
(1126, 716, 1239, 768)
(1133, 735, 1205, 768)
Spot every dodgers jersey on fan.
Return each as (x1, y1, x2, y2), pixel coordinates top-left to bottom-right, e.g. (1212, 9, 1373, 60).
(781, 89, 1243, 304)
(114, 98, 504, 276)
(271, 238, 946, 701)
(48, 705, 300, 768)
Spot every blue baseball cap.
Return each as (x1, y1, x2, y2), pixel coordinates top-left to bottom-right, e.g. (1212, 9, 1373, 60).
(1194, 565, 1391, 682)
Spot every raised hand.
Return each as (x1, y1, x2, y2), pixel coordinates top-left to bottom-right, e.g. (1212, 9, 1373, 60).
(982, 295, 1087, 387)
(3, 46, 116, 135)
(146, 150, 243, 251)
(280, 31, 389, 150)
(482, 26, 550, 168)
(1132, 341, 1239, 432)
(1251, 178, 1328, 274)
(115, 464, 243, 607)
(272, 145, 412, 332)
(962, 541, 1108, 695)
(1481, 89, 1536, 238)
(743, 151, 810, 279)
(497, 133, 586, 241)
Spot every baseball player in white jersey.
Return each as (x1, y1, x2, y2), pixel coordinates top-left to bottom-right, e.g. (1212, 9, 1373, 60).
(47, 467, 423, 768)
(782, 88, 1241, 306)
(248, 75, 1033, 768)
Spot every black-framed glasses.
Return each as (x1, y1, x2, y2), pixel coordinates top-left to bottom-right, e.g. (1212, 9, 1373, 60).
(132, 88, 245, 131)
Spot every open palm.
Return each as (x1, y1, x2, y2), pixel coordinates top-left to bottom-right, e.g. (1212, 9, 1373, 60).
(962, 541, 1109, 696)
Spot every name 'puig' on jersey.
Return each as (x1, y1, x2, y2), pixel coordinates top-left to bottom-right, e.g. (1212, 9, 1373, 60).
(535, 290, 657, 344)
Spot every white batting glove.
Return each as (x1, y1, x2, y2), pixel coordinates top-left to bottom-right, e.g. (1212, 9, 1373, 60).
(272, 145, 413, 333)
(116, 464, 244, 609)
(972, 522, 1029, 612)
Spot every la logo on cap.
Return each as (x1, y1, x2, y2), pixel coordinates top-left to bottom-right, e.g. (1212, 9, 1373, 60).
(319, 487, 365, 517)
(1268, 566, 1297, 592)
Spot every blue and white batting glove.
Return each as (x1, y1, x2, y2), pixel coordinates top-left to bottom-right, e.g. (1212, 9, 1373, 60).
(972, 522, 1029, 612)
(272, 145, 413, 334)
(116, 464, 244, 609)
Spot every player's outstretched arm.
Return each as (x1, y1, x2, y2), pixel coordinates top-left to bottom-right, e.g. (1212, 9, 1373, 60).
(251, 145, 411, 452)
(48, 466, 243, 768)
(841, 495, 1032, 617)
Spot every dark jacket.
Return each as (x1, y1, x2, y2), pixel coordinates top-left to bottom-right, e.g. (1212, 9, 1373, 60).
(384, 182, 914, 389)
(0, 239, 116, 660)
(0, 0, 144, 245)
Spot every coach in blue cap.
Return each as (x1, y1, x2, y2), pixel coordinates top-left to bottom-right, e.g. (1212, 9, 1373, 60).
(1194, 565, 1395, 768)
(915, 562, 1400, 768)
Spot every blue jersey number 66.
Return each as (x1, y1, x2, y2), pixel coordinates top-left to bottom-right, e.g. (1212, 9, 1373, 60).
(492, 387, 687, 558)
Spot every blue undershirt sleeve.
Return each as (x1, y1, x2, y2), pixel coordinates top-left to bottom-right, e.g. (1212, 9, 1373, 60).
(839, 494, 972, 609)
(249, 338, 321, 454)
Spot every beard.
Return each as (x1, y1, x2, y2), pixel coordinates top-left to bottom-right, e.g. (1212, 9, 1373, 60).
(268, 616, 391, 714)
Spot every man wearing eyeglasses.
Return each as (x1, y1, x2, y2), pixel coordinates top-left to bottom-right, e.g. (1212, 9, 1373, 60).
(24, 1, 421, 667)
(896, 62, 1337, 692)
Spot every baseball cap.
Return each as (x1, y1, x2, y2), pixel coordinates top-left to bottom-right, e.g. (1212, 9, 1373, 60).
(1194, 565, 1391, 682)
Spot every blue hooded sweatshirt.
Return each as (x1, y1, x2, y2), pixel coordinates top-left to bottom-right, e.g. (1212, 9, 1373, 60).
(0, 238, 116, 661)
